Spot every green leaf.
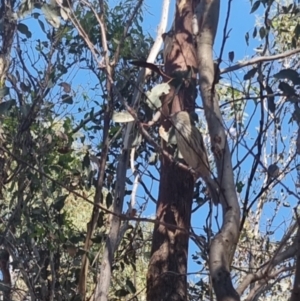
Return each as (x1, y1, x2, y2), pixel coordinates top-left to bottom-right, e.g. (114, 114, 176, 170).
(53, 195, 68, 211)
(145, 83, 170, 110)
(278, 82, 296, 96)
(236, 181, 245, 193)
(0, 99, 16, 114)
(131, 131, 142, 147)
(112, 111, 135, 123)
(148, 153, 158, 165)
(245, 32, 249, 46)
(274, 69, 300, 84)
(0, 87, 9, 98)
(228, 51, 234, 62)
(168, 127, 177, 145)
(38, 20, 46, 33)
(91, 235, 104, 244)
(62, 94, 73, 104)
(82, 152, 90, 170)
(243, 68, 257, 80)
(266, 85, 275, 113)
(59, 82, 71, 93)
(126, 278, 136, 294)
(253, 27, 257, 38)
(105, 192, 113, 208)
(41, 4, 61, 28)
(17, 23, 32, 38)
(69, 235, 84, 244)
(259, 26, 266, 39)
(115, 289, 129, 297)
(32, 12, 40, 19)
(250, 1, 260, 13)
(294, 23, 300, 40)
(97, 212, 104, 227)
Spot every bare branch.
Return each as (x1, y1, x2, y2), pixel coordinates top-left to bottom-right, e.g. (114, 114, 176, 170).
(221, 48, 300, 75)
(237, 221, 298, 295)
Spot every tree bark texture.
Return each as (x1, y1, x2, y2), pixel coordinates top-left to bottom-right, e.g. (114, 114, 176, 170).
(291, 224, 300, 301)
(146, 1, 198, 300)
(195, 1, 240, 301)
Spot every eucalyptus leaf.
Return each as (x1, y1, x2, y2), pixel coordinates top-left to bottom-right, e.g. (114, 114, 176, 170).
(62, 94, 73, 104)
(131, 132, 142, 147)
(168, 127, 177, 145)
(115, 289, 129, 297)
(105, 192, 113, 208)
(266, 85, 275, 113)
(250, 1, 260, 13)
(17, 23, 32, 38)
(126, 278, 136, 294)
(17, 0, 34, 19)
(112, 111, 135, 123)
(0, 99, 16, 114)
(243, 68, 257, 80)
(274, 69, 300, 84)
(60, 7, 69, 21)
(41, 4, 61, 28)
(82, 152, 90, 169)
(53, 195, 68, 211)
(158, 125, 169, 143)
(245, 32, 249, 46)
(38, 19, 46, 33)
(20, 104, 31, 116)
(228, 51, 234, 62)
(259, 26, 266, 39)
(148, 153, 158, 165)
(59, 82, 71, 93)
(0, 87, 9, 98)
(91, 235, 104, 244)
(145, 83, 170, 110)
(278, 82, 296, 96)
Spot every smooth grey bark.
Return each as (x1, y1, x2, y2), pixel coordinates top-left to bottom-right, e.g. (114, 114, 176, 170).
(95, 1, 171, 300)
(195, 1, 240, 300)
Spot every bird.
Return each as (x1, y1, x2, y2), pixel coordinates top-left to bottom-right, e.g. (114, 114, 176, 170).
(171, 111, 220, 205)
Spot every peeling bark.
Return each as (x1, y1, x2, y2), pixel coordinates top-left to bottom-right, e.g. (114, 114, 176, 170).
(146, 1, 198, 300)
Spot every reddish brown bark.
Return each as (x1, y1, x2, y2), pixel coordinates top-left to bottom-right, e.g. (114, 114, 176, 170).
(146, 1, 198, 300)
(291, 224, 300, 301)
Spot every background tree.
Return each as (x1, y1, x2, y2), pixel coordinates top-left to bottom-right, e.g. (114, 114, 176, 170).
(1, 0, 300, 301)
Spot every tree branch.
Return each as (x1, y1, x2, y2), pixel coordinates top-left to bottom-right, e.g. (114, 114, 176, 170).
(195, 0, 240, 300)
(221, 48, 300, 75)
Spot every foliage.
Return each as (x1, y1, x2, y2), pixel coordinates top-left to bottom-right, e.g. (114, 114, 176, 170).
(1, 0, 300, 301)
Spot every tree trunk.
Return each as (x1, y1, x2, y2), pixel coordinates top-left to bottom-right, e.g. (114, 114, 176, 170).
(146, 1, 198, 300)
(291, 223, 300, 301)
(195, 1, 240, 300)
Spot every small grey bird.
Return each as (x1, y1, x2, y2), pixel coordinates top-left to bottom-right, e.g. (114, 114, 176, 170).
(171, 111, 220, 205)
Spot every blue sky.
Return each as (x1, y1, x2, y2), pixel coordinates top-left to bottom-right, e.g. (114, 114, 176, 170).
(140, 0, 299, 284)
(141, 0, 260, 278)
(143, 0, 260, 65)
(14, 0, 298, 290)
